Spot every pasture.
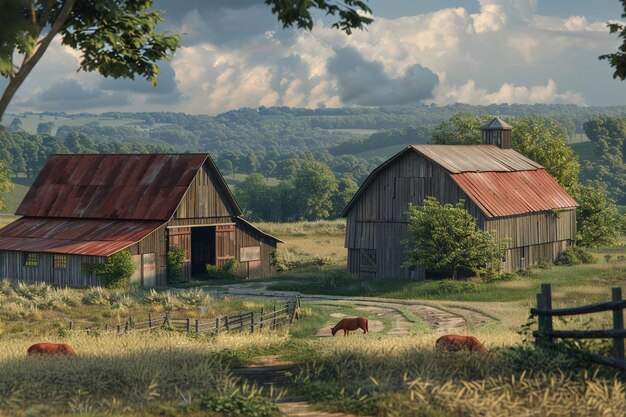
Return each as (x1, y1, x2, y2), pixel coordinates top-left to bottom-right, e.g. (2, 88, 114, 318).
(0, 221, 624, 416)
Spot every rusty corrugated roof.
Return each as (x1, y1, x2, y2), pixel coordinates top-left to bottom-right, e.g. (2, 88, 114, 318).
(451, 171, 578, 217)
(410, 145, 542, 173)
(0, 217, 163, 256)
(17, 154, 211, 220)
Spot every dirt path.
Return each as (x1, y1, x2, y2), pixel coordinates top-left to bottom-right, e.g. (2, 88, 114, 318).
(234, 355, 365, 417)
(208, 283, 496, 336)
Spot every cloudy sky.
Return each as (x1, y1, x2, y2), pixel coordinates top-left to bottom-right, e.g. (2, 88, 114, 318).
(5, 0, 626, 115)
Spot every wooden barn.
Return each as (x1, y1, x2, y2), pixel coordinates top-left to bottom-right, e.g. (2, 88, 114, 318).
(0, 154, 282, 287)
(341, 118, 578, 279)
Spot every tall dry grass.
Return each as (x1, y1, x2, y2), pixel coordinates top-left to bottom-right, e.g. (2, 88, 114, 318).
(290, 336, 626, 417)
(254, 220, 346, 267)
(0, 332, 289, 415)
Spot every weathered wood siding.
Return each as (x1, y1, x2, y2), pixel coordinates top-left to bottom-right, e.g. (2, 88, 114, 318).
(127, 224, 168, 287)
(236, 220, 277, 279)
(345, 151, 575, 277)
(173, 163, 234, 219)
(0, 251, 105, 286)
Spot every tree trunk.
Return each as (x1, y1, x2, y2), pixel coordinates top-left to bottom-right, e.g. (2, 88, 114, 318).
(0, 0, 77, 121)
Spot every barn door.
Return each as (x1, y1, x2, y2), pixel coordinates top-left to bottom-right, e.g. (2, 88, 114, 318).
(359, 249, 377, 277)
(215, 225, 235, 268)
(168, 228, 191, 281)
(130, 255, 142, 286)
(142, 253, 156, 288)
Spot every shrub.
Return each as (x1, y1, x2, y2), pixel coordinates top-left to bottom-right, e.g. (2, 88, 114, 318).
(201, 393, 280, 417)
(166, 248, 186, 284)
(482, 272, 517, 283)
(536, 258, 553, 269)
(82, 287, 109, 305)
(270, 250, 289, 272)
(431, 279, 479, 296)
(89, 251, 134, 289)
(323, 270, 354, 288)
(556, 246, 597, 266)
(205, 259, 239, 280)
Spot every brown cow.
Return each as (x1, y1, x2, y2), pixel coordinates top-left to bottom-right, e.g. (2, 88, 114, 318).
(435, 335, 488, 353)
(27, 343, 76, 356)
(331, 317, 368, 336)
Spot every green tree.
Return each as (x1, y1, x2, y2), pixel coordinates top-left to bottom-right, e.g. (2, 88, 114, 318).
(91, 250, 134, 289)
(431, 112, 491, 145)
(0, 159, 14, 211)
(599, 0, 626, 79)
(402, 197, 508, 279)
(511, 115, 580, 191)
(571, 183, 622, 248)
(36, 121, 54, 135)
(235, 173, 271, 220)
(332, 176, 358, 217)
(582, 116, 626, 204)
(290, 161, 338, 220)
(0, 0, 373, 121)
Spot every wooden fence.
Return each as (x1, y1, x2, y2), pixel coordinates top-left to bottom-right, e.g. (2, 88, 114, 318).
(531, 283, 625, 370)
(69, 296, 301, 336)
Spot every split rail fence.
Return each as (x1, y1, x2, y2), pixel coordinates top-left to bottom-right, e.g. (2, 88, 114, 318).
(531, 283, 625, 370)
(68, 296, 301, 336)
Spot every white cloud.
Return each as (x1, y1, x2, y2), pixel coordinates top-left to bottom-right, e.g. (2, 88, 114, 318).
(5, 0, 626, 114)
(431, 79, 585, 105)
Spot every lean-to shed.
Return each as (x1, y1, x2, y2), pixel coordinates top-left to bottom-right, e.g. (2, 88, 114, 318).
(0, 154, 282, 287)
(341, 118, 578, 279)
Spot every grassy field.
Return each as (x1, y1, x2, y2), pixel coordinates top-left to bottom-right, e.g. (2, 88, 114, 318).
(0, 218, 625, 416)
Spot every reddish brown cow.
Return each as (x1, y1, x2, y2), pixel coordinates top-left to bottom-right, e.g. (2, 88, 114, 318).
(435, 335, 488, 353)
(27, 343, 76, 356)
(331, 317, 368, 336)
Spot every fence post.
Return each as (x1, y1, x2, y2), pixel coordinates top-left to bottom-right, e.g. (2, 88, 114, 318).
(260, 307, 264, 329)
(148, 313, 152, 329)
(186, 318, 190, 334)
(250, 312, 255, 333)
(612, 287, 624, 362)
(69, 321, 73, 331)
(272, 304, 277, 329)
(215, 317, 220, 335)
(195, 319, 199, 335)
(105, 323, 108, 332)
(225, 316, 229, 331)
(536, 283, 553, 347)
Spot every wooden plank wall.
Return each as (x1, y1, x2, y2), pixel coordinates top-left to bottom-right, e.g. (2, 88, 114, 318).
(236, 223, 277, 279)
(174, 164, 234, 219)
(127, 224, 168, 286)
(345, 150, 575, 278)
(0, 251, 105, 286)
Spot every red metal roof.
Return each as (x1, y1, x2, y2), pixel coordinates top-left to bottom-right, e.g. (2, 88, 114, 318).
(17, 154, 210, 220)
(0, 217, 163, 256)
(451, 170, 578, 218)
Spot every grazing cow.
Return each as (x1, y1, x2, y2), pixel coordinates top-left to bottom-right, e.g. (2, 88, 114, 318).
(27, 343, 76, 356)
(331, 317, 368, 336)
(435, 335, 488, 353)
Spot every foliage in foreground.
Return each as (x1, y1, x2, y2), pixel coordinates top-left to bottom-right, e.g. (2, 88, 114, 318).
(289, 338, 626, 417)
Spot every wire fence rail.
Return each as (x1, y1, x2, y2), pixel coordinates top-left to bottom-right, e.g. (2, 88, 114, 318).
(531, 283, 625, 371)
(68, 296, 301, 336)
